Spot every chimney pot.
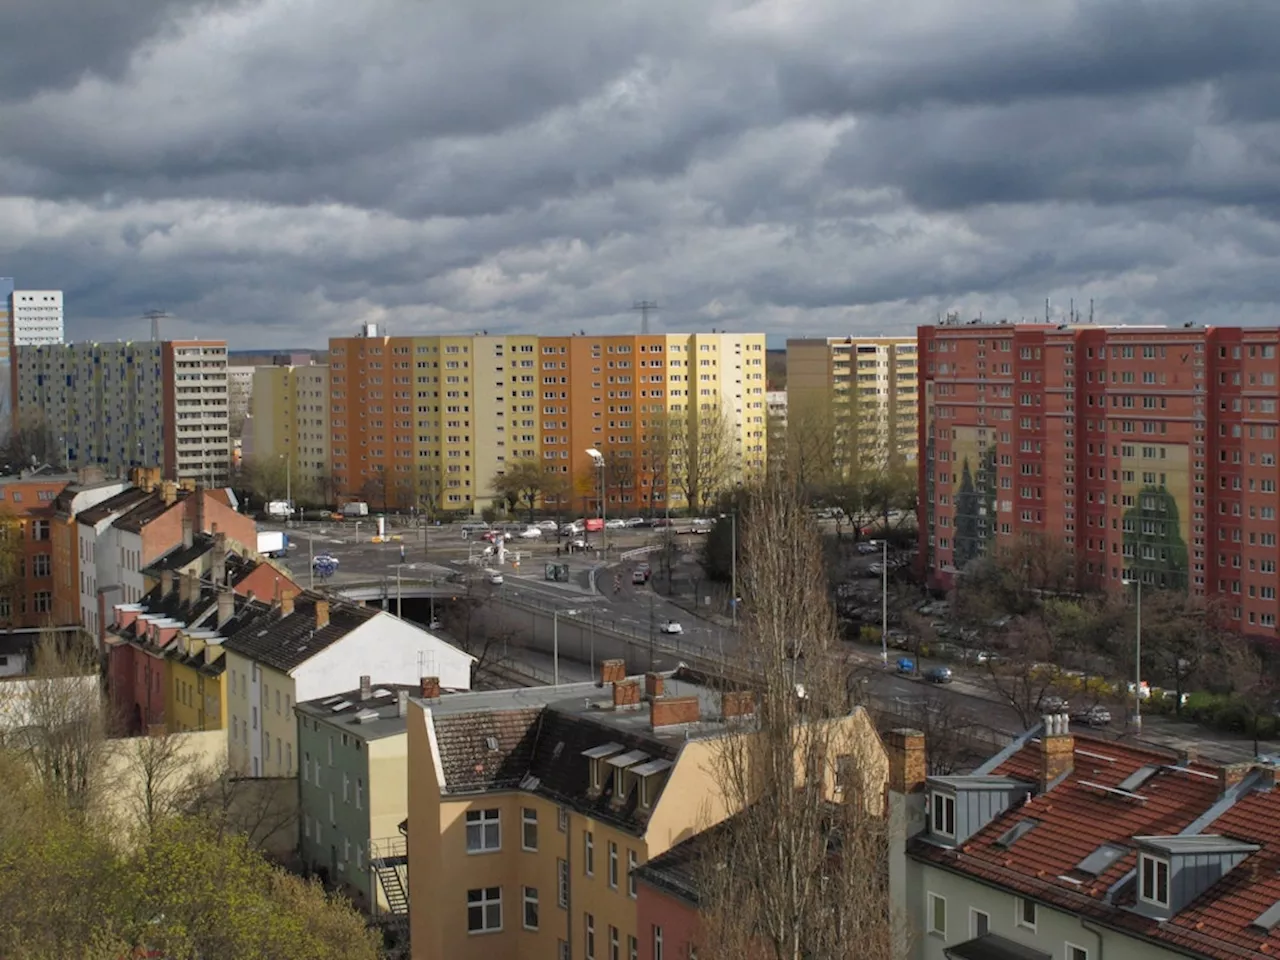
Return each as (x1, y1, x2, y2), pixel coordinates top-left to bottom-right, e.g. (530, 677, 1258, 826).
(216, 587, 235, 629)
(614, 679, 642, 709)
(397, 689, 409, 718)
(360, 675, 372, 701)
(600, 659, 625, 686)
(280, 591, 295, 617)
(1219, 761, 1254, 797)
(1039, 713, 1075, 790)
(650, 695, 700, 729)
(160, 569, 175, 598)
(644, 672, 664, 698)
(315, 599, 330, 630)
(181, 516, 194, 548)
(420, 676, 440, 700)
(884, 728, 927, 794)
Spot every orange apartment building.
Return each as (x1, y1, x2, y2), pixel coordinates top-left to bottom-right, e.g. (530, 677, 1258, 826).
(918, 320, 1280, 640)
(328, 325, 767, 516)
(0, 470, 80, 628)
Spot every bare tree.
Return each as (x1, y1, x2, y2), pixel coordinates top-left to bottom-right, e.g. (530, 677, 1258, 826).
(190, 769, 299, 855)
(983, 616, 1078, 727)
(438, 577, 517, 684)
(240, 454, 291, 504)
(667, 402, 737, 515)
(118, 730, 222, 837)
(412, 462, 444, 520)
(0, 631, 109, 815)
(697, 480, 897, 960)
(1218, 639, 1280, 758)
(0, 411, 66, 472)
(1124, 591, 1224, 718)
(490, 459, 545, 521)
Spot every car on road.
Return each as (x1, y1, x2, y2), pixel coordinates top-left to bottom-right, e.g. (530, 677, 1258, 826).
(605, 518, 627, 529)
(568, 537, 588, 550)
(635, 561, 651, 579)
(561, 522, 584, 535)
(896, 657, 915, 674)
(486, 571, 505, 585)
(691, 518, 714, 534)
(857, 541, 880, 555)
(1041, 695, 1069, 713)
(1072, 705, 1111, 727)
(519, 527, 543, 539)
(660, 620, 684, 635)
(923, 666, 953, 684)
(651, 518, 672, 528)
(625, 517, 647, 527)
(631, 569, 648, 585)
(536, 520, 559, 531)
(868, 563, 883, 575)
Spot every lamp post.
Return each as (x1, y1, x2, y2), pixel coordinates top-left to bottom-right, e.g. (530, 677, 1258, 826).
(1123, 576, 1143, 731)
(279, 453, 292, 523)
(881, 537, 889, 665)
(586, 448, 606, 552)
(553, 607, 580, 687)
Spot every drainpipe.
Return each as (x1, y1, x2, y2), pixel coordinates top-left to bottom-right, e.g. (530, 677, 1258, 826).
(1079, 919, 1105, 960)
(565, 809, 573, 959)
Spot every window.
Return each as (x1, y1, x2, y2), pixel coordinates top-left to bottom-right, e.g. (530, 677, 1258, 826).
(522, 807, 538, 851)
(1065, 944, 1089, 960)
(559, 943, 571, 960)
(522, 886, 539, 930)
(927, 893, 946, 936)
(610, 925, 620, 960)
(653, 924, 664, 960)
(585, 829, 594, 875)
(931, 792, 956, 838)
(586, 913, 596, 959)
(356, 778, 363, 809)
(558, 858, 569, 907)
(608, 841, 619, 888)
(628, 935, 638, 960)
(970, 909, 989, 938)
(1139, 854, 1170, 906)
(466, 809, 501, 853)
(1017, 897, 1037, 930)
(628, 849, 638, 898)
(467, 887, 502, 933)
(558, 807, 569, 832)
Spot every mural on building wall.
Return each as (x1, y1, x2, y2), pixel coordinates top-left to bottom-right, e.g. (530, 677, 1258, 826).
(1120, 444, 1191, 590)
(951, 426, 998, 570)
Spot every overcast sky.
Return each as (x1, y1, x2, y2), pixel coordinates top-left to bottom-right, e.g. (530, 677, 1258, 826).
(3, 0, 1279, 348)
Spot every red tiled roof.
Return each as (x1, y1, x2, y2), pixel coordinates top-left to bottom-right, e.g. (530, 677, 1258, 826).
(910, 734, 1280, 960)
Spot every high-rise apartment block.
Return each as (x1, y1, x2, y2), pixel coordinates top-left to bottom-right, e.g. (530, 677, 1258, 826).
(328, 326, 767, 514)
(919, 321, 1280, 639)
(9, 290, 64, 347)
(251, 360, 330, 500)
(13, 339, 230, 484)
(786, 336, 919, 466)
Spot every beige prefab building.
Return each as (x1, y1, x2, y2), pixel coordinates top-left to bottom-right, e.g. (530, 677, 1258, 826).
(406, 665, 887, 960)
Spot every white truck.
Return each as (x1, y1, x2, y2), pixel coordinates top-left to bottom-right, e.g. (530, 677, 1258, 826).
(341, 501, 369, 518)
(257, 531, 289, 558)
(265, 500, 292, 520)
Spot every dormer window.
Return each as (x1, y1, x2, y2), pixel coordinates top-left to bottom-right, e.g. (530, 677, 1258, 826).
(1139, 853, 1169, 907)
(581, 742, 624, 794)
(931, 791, 956, 838)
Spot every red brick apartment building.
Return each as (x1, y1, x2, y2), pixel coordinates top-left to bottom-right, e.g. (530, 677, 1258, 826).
(918, 321, 1280, 640)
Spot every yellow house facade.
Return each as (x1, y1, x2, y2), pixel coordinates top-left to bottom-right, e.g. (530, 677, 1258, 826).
(407, 664, 886, 960)
(166, 632, 228, 733)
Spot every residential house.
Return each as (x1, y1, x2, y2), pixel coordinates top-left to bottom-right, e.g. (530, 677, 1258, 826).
(0, 468, 79, 628)
(297, 678, 425, 914)
(894, 714, 1280, 960)
(142, 527, 295, 602)
(49, 470, 128, 628)
(406, 662, 887, 960)
(224, 591, 474, 779)
(77, 485, 154, 641)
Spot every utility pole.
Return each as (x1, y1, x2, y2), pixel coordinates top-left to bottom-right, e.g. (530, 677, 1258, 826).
(143, 309, 171, 341)
(648, 589, 656, 672)
(730, 508, 737, 627)
(309, 534, 314, 590)
(396, 564, 402, 618)
(632, 300, 660, 335)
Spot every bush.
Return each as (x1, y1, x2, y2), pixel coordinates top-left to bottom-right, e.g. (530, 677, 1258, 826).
(481, 506, 497, 523)
(859, 625, 882, 644)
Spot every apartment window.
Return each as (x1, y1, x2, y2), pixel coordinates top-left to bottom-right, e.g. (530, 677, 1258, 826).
(558, 806, 569, 832)
(653, 924, 664, 960)
(1065, 944, 1089, 960)
(1017, 897, 1037, 930)
(522, 886, 539, 930)
(931, 792, 956, 838)
(522, 807, 538, 851)
(467, 887, 502, 933)
(466, 809, 501, 853)
(628, 935, 638, 960)
(342, 772, 349, 802)
(585, 829, 594, 875)
(586, 913, 596, 959)
(1139, 854, 1170, 907)
(558, 858, 569, 907)
(927, 893, 946, 936)
(970, 909, 989, 938)
(559, 942, 571, 960)
(356, 778, 363, 809)
(610, 925, 620, 960)
(608, 841, 619, 888)
(628, 849, 638, 898)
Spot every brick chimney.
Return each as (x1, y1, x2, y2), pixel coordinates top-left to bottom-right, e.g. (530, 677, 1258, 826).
(180, 570, 197, 606)
(722, 689, 756, 719)
(162, 480, 179, 507)
(651, 695, 700, 729)
(420, 676, 441, 700)
(600, 659, 625, 686)
(280, 590, 295, 617)
(216, 586, 235, 629)
(1040, 713, 1074, 790)
(397, 689, 410, 717)
(1218, 761, 1254, 797)
(884, 728, 927, 794)
(211, 531, 227, 584)
(160, 568, 175, 599)
(360, 675, 372, 701)
(644, 672, 664, 698)
(315, 599, 330, 630)
(181, 516, 194, 548)
(194, 487, 206, 535)
(614, 679, 642, 709)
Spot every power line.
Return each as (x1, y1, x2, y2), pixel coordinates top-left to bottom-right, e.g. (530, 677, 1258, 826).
(631, 300, 659, 335)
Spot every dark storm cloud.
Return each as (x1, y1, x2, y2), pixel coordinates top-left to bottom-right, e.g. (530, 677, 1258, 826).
(3, 0, 1280, 348)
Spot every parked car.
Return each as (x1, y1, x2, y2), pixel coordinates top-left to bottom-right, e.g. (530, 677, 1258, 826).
(924, 666, 953, 684)
(568, 537, 588, 550)
(605, 518, 627, 529)
(635, 562, 651, 581)
(857, 541, 881, 555)
(896, 657, 915, 674)
(651, 518, 672, 528)
(631, 569, 648, 585)
(868, 563, 883, 575)
(1072, 705, 1112, 727)
(1041, 695, 1069, 713)
(487, 571, 505, 585)
(537, 520, 559, 530)
(519, 527, 543, 539)
(660, 620, 684, 635)
(626, 517, 648, 527)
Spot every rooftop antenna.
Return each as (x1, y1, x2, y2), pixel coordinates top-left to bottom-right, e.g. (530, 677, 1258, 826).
(143, 310, 171, 341)
(1045, 298, 1050, 324)
(632, 300, 660, 335)
(1089, 299, 1095, 324)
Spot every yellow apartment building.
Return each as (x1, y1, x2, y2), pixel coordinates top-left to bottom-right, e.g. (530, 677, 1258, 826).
(250, 361, 331, 501)
(329, 326, 767, 515)
(166, 630, 228, 733)
(406, 664, 887, 960)
(786, 336, 919, 468)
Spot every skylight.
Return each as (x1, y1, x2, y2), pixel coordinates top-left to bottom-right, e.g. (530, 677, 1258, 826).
(995, 819, 1040, 849)
(1118, 766, 1159, 792)
(1252, 901, 1280, 932)
(1076, 843, 1127, 877)
(329, 700, 352, 712)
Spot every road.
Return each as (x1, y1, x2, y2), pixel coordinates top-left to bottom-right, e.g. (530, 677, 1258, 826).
(261, 520, 1274, 764)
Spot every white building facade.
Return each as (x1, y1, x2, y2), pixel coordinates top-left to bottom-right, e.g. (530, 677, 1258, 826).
(10, 290, 64, 347)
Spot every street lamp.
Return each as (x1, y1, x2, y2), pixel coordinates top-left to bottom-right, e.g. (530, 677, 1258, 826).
(881, 537, 889, 665)
(586, 448, 606, 551)
(1123, 575, 1143, 731)
(553, 607, 580, 687)
(279, 453, 292, 522)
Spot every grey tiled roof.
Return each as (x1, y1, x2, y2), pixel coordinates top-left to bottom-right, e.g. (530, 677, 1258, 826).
(221, 592, 379, 673)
